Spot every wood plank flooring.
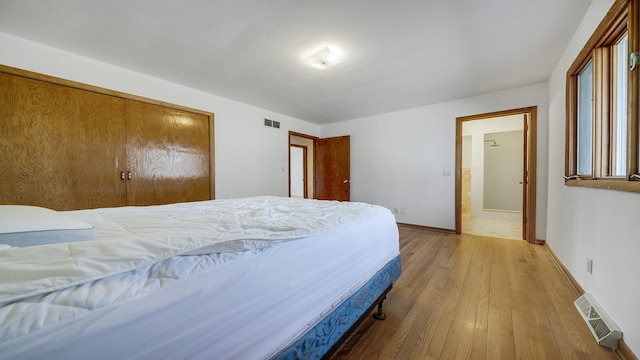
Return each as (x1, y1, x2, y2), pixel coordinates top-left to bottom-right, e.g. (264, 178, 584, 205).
(331, 225, 620, 360)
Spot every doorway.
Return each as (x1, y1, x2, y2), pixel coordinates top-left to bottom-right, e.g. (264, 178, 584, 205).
(288, 131, 351, 201)
(289, 145, 307, 198)
(455, 107, 538, 244)
(289, 133, 315, 198)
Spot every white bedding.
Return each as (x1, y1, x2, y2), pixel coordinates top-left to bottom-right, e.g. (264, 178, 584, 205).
(0, 196, 388, 303)
(0, 196, 399, 360)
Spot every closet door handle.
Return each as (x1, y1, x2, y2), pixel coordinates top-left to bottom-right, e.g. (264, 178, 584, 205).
(127, 172, 132, 180)
(121, 171, 126, 180)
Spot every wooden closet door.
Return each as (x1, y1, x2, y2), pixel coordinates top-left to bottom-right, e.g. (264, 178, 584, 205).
(125, 100, 210, 206)
(0, 72, 127, 210)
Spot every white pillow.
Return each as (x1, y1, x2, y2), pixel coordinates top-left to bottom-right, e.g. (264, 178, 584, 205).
(0, 205, 96, 247)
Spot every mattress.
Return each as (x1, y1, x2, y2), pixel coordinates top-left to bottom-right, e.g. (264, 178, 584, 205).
(0, 196, 400, 360)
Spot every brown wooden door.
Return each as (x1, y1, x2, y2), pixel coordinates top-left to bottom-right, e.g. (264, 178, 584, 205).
(0, 72, 127, 210)
(125, 100, 210, 206)
(315, 135, 350, 201)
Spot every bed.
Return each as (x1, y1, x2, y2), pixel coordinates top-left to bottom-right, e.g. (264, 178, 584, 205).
(0, 196, 401, 359)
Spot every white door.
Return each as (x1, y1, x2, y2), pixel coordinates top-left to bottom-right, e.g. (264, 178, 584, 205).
(290, 146, 304, 198)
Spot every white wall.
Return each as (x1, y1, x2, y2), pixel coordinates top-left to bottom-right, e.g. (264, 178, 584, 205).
(547, 0, 640, 354)
(0, 32, 320, 199)
(321, 83, 549, 239)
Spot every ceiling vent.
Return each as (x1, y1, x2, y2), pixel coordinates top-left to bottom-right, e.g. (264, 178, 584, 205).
(574, 293, 622, 350)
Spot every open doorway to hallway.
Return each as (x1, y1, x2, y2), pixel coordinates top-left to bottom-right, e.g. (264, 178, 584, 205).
(461, 116, 524, 240)
(290, 145, 307, 198)
(289, 133, 315, 198)
(455, 107, 538, 244)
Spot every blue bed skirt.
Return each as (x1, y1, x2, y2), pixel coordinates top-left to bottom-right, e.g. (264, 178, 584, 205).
(272, 254, 402, 360)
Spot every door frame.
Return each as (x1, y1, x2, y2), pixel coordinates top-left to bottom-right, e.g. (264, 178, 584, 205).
(455, 106, 539, 244)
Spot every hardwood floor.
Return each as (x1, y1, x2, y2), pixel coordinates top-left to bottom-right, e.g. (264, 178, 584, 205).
(331, 225, 620, 360)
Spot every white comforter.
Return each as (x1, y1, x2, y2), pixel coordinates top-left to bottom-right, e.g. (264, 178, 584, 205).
(0, 196, 389, 304)
(0, 196, 399, 359)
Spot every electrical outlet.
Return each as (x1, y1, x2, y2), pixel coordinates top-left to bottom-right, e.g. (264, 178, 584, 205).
(443, 170, 452, 176)
(393, 208, 398, 214)
(401, 208, 406, 214)
(587, 258, 593, 274)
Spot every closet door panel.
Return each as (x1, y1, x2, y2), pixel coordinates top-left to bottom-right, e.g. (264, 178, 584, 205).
(125, 100, 210, 206)
(0, 72, 127, 210)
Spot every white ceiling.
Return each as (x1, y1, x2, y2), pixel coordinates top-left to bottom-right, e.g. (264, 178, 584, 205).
(0, 0, 591, 124)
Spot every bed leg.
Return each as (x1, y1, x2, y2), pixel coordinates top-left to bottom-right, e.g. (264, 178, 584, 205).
(373, 295, 387, 320)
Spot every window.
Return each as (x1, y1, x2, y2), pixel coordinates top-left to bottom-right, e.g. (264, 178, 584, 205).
(577, 60, 593, 176)
(613, 34, 628, 176)
(566, 0, 639, 191)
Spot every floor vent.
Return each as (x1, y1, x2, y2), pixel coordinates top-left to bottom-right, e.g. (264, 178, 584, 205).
(574, 293, 622, 350)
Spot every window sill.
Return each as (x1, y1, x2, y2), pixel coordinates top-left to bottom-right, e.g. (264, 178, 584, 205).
(564, 179, 640, 193)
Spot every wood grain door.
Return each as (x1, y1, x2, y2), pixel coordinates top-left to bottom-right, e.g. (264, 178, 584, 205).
(125, 100, 210, 206)
(0, 72, 127, 210)
(315, 135, 350, 201)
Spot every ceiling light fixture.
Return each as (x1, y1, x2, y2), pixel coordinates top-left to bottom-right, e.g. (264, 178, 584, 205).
(303, 46, 341, 70)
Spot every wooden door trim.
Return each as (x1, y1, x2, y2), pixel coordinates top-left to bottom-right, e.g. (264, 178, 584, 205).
(289, 131, 319, 141)
(455, 106, 538, 244)
(522, 114, 528, 240)
(0, 64, 216, 199)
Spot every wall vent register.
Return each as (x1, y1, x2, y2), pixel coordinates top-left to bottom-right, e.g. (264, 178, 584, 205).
(574, 293, 622, 350)
(264, 119, 280, 129)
